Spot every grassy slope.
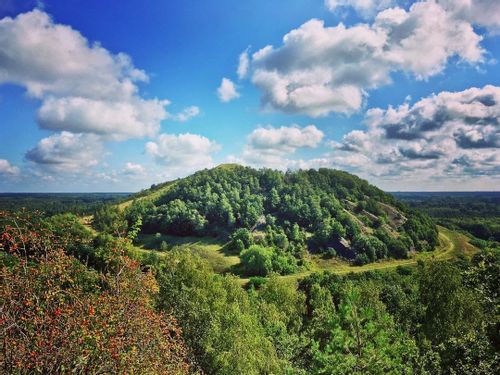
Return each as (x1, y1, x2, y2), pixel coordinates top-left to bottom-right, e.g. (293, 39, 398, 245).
(131, 225, 478, 285)
(273, 226, 477, 284)
(133, 234, 240, 274)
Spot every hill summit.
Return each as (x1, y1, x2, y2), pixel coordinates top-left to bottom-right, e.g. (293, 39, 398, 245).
(120, 164, 438, 273)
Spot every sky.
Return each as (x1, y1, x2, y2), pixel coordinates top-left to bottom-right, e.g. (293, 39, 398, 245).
(0, 0, 499, 192)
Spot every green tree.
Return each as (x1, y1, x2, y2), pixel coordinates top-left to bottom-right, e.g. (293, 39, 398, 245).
(417, 261, 484, 345)
(240, 245, 274, 276)
(154, 251, 281, 375)
(252, 275, 306, 372)
(311, 283, 419, 374)
(92, 205, 127, 235)
(229, 228, 253, 253)
(352, 234, 388, 263)
(313, 217, 346, 250)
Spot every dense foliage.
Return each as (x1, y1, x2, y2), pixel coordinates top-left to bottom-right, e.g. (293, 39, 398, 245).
(121, 165, 438, 271)
(0, 193, 129, 216)
(396, 192, 500, 247)
(2, 195, 498, 374)
(141, 248, 499, 374)
(0, 212, 192, 374)
(151, 250, 281, 374)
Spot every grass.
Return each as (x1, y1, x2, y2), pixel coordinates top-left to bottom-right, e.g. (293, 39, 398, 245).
(237, 226, 479, 285)
(133, 233, 240, 274)
(131, 225, 479, 286)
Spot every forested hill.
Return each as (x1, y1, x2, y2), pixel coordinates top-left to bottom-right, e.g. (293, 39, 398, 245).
(114, 164, 438, 271)
(3, 166, 496, 375)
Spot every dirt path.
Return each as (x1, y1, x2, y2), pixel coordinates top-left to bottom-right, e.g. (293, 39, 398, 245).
(238, 227, 473, 285)
(81, 213, 474, 286)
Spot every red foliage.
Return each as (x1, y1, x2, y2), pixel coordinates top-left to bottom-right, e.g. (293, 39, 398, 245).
(0, 212, 193, 374)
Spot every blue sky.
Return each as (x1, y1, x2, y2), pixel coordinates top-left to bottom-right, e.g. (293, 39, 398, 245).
(0, 0, 499, 192)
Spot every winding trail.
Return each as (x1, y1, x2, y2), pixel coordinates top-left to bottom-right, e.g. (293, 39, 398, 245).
(239, 227, 475, 285)
(81, 211, 476, 285)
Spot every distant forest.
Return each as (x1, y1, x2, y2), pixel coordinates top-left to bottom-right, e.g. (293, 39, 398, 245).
(0, 193, 130, 216)
(395, 192, 500, 247)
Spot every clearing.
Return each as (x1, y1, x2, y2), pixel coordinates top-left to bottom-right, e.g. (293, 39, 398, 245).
(131, 226, 478, 285)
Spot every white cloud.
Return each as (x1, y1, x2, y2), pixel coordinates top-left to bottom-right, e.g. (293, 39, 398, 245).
(330, 85, 500, 182)
(0, 10, 169, 139)
(237, 49, 250, 79)
(325, 0, 395, 18)
(25, 132, 103, 173)
(123, 162, 146, 175)
(248, 125, 324, 152)
(0, 10, 145, 99)
(241, 125, 324, 168)
(0, 159, 20, 177)
(438, 0, 500, 33)
(241, 1, 484, 116)
(145, 133, 220, 170)
(171, 105, 200, 122)
(327, 0, 500, 31)
(376, 3, 483, 78)
(217, 77, 240, 102)
(37, 96, 168, 140)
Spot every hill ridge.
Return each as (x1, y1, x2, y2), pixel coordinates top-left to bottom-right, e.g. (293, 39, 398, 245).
(116, 165, 439, 274)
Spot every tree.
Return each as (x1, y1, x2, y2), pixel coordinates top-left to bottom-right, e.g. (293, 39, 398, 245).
(417, 261, 484, 345)
(240, 245, 274, 276)
(310, 283, 419, 374)
(252, 275, 306, 372)
(417, 260, 498, 374)
(229, 228, 254, 253)
(92, 205, 127, 235)
(352, 234, 388, 263)
(154, 250, 281, 374)
(155, 199, 207, 235)
(313, 217, 346, 250)
(124, 199, 154, 229)
(44, 213, 94, 260)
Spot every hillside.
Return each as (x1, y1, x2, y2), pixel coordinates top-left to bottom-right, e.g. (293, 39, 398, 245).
(2, 168, 495, 375)
(108, 164, 438, 277)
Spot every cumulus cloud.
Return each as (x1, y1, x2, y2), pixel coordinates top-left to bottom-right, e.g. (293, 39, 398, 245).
(241, 1, 484, 116)
(241, 125, 324, 168)
(325, 0, 395, 18)
(248, 125, 324, 152)
(327, 0, 500, 31)
(217, 78, 240, 102)
(37, 96, 168, 140)
(0, 9, 169, 139)
(123, 162, 146, 175)
(0, 159, 20, 177)
(145, 133, 220, 170)
(437, 0, 500, 33)
(25, 132, 103, 173)
(237, 49, 250, 79)
(171, 106, 200, 122)
(331, 85, 500, 181)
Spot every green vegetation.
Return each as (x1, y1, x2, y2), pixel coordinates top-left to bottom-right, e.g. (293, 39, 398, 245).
(118, 165, 438, 276)
(0, 211, 191, 373)
(0, 192, 129, 216)
(396, 192, 500, 249)
(2, 167, 498, 374)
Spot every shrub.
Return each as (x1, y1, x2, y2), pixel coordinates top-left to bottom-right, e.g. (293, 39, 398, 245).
(240, 245, 274, 276)
(352, 234, 388, 263)
(0, 212, 192, 374)
(229, 228, 254, 253)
